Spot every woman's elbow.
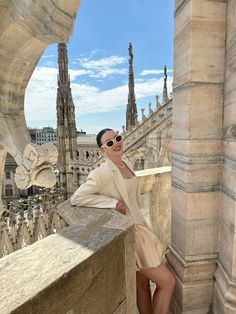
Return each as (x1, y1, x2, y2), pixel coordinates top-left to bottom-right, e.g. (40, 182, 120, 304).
(70, 194, 79, 206)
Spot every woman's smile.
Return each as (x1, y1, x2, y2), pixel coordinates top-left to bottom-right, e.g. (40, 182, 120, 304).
(114, 145, 121, 151)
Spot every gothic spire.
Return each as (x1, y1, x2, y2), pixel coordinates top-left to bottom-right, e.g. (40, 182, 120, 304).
(162, 65, 169, 103)
(56, 43, 77, 199)
(126, 42, 138, 131)
(58, 43, 70, 86)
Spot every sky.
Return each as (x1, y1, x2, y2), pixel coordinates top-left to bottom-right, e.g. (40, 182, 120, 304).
(25, 0, 174, 134)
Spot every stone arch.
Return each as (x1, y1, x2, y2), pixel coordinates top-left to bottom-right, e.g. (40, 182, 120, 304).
(0, 1, 81, 212)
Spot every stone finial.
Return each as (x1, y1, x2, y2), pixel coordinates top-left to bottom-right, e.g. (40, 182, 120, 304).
(148, 102, 153, 115)
(155, 95, 161, 109)
(141, 108, 146, 121)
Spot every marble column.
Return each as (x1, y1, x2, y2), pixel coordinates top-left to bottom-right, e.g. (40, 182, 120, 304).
(168, 0, 226, 313)
(214, 0, 236, 312)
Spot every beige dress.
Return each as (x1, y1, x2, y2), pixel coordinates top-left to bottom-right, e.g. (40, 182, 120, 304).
(71, 158, 166, 270)
(120, 176, 166, 270)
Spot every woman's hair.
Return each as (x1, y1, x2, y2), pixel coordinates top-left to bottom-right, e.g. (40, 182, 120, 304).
(96, 128, 113, 147)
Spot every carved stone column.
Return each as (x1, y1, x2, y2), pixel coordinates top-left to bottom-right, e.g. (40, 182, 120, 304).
(0, 148, 7, 213)
(214, 1, 236, 312)
(168, 1, 226, 313)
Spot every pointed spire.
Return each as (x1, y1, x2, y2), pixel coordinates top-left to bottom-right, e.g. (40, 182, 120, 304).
(126, 42, 138, 131)
(57, 43, 70, 86)
(56, 43, 77, 199)
(162, 65, 169, 103)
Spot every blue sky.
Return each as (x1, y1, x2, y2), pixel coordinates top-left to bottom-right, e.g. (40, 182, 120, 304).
(25, 0, 174, 134)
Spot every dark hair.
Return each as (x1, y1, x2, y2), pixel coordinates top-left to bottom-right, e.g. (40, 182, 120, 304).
(96, 128, 113, 147)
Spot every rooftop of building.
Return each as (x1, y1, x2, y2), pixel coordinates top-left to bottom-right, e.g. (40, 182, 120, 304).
(77, 134, 97, 146)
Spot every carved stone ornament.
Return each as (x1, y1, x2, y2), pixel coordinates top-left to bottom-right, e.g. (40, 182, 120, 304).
(15, 143, 58, 189)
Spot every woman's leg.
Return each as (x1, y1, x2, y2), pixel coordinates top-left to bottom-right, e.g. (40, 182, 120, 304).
(140, 264, 175, 314)
(136, 271, 152, 314)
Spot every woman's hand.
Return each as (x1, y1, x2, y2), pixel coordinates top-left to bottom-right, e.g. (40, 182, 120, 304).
(116, 201, 128, 215)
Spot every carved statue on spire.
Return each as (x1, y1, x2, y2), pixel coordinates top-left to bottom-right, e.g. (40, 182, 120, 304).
(163, 65, 169, 103)
(129, 42, 133, 64)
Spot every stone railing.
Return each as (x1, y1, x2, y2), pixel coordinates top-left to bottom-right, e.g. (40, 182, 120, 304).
(93, 99, 173, 168)
(0, 187, 67, 258)
(0, 166, 171, 313)
(123, 99, 172, 153)
(136, 166, 171, 246)
(0, 201, 136, 314)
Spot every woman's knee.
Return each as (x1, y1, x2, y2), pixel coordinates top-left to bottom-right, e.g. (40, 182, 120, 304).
(137, 272, 150, 292)
(153, 265, 175, 290)
(166, 270, 175, 290)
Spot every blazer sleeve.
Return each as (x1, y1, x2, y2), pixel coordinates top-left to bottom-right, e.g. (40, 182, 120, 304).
(70, 169, 118, 209)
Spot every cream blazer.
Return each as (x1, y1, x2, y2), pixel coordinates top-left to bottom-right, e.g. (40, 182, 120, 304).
(71, 158, 145, 225)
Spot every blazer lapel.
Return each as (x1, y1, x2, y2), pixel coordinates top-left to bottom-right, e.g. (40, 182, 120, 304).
(106, 159, 130, 207)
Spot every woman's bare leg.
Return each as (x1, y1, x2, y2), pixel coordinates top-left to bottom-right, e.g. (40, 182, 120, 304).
(136, 271, 152, 314)
(140, 264, 175, 314)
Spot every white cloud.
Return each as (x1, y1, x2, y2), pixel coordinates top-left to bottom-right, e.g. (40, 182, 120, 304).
(134, 78, 146, 83)
(89, 67, 127, 78)
(79, 55, 126, 70)
(90, 49, 102, 56)
(69, 69, 94, 80)
(41, 54, 56, 59)
(24, 65, 173, 129)
(140, 69, 173, 76)
(25, 67, 57, 126)
(68, 55, 128, 79)
(71, 76, 173, 116)
(77, 55, 127, 79)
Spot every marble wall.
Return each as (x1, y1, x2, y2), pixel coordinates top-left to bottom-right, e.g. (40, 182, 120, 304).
(214, 0, 236, 312)
(170, 0, 227, 313)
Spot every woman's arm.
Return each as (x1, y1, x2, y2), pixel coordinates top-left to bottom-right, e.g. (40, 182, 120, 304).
(71, 169, 118, 209)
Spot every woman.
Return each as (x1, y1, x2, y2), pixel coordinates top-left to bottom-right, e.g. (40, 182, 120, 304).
(71, 128, 175, 314)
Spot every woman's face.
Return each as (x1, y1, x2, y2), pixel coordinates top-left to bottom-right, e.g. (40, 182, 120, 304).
(100, 130, 123, 158)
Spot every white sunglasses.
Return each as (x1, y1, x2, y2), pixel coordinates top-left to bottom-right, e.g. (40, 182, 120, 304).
(101, 134, 123, 148)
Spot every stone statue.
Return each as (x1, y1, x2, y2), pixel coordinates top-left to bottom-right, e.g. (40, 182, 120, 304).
(129, 42, 133, 64)
(0, 0, 81, 211)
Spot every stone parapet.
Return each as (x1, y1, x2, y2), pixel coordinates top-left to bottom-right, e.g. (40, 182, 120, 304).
(136, 166, 171, 246)
(0, 201, 136, 314)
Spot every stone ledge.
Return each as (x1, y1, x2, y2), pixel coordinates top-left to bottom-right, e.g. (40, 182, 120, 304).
(0, 203, 135, 314)
(57, 199, 133, 231)
(135, 166, 171, 177)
